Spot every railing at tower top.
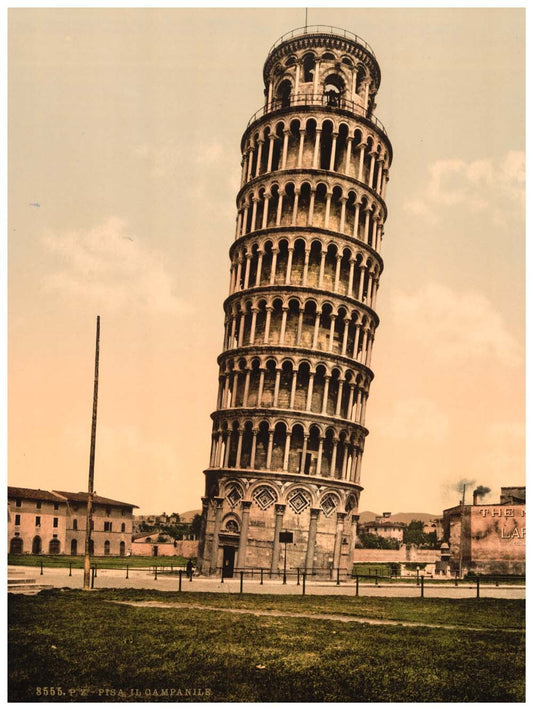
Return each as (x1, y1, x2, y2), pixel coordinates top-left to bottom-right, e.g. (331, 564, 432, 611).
(246, 93, 388, 136)
(268, 25, 376, 59)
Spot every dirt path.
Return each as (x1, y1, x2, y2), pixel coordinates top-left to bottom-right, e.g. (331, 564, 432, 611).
(108, 600, 523, 632)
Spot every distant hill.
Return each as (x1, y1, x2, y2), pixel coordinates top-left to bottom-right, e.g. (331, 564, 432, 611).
(358, 511, 440, 524)
(179, 509, 202, 523)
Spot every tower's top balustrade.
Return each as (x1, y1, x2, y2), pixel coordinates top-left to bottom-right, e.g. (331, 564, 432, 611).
(267, 25, 376, 59)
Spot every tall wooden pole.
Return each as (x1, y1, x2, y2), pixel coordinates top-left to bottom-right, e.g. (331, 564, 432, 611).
(83, 316, 100, 590)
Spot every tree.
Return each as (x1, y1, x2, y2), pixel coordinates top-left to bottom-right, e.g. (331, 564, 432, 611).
(191, 514, 202, 538)
(403, 520, 438, 548)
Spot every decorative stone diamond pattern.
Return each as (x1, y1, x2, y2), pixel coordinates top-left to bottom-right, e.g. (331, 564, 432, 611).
(253, 486, 277, 510)
(321, 494, 338, 517)
(227, 485, 242, 508)
(288, 489, 311, 514)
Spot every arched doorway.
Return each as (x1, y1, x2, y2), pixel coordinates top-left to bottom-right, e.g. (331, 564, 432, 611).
(49, 539, 60, 555)
(10, 537, 23, 554)
(70, 539, 78, 555)
(104, 540, 110, 556)
(32, 536, 42, 554)
(119, 541, 126, 557)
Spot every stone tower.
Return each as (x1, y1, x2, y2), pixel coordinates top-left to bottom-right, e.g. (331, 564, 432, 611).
(198, 25, 392, 578)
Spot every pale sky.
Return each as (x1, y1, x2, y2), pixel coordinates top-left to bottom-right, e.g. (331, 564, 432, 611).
(8, 6, 525, 516)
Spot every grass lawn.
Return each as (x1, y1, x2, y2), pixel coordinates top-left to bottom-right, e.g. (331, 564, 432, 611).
(8, 554, 190, 569)
(8, 589, 524, 702)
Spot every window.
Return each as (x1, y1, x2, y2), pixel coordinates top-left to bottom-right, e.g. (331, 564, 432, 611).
(15, 514, 20, 526)
(121, 523, 126, 533)
(104, 521, 113, 532)
(104, 540, 111, 555)
(15, 499, 21, 508)
(53, 517, 58, 528)
(121, 508, 127, 517)
(35, 516, 41, 527)
(73, 519, 78, 531)
(36, 500, 42, 509)
(54, 503, 59, 510)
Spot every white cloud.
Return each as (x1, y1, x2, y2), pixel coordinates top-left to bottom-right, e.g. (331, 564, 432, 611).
(42, 217, 189, 315)
(391, 283, 522, 368)
(405, 151, 525, 223)
(379, 397, 449, 442)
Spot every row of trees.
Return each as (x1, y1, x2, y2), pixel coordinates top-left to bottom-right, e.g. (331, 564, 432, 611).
(357, 521, 438, 550)
(137, 513, 203, 541)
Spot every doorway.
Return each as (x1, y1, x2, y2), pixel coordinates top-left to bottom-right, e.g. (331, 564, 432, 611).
(222, 546, 236, 578)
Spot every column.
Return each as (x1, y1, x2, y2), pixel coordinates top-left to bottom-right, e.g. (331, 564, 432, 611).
(302, 247, 310, 286)
(333, 512, 347, 571)
(350, 514, 360, 553)
(347, 259, 355, 297)
(246, 148, 254, 182)
(257, 368, 265, 407)
(328, 315, 336, 352)
(289, 370, 298, 408)
(209, 497, 225, 573)
(324, 192, 332, 229)
(339, 197, 347, 233)
(368, 151, 376, 187)
(197, 497, 209, 571)
(305, 508, 320, 573)
(334, 254, 342, 292)
(307, 188, 316, 225)
(354, 388, 362, 422)
(270, 247, 278, 286)
(291, 191, 300, 225)
(357, 143, 366, 181)
(283, 431, 292, 471)
(376, 158, 384, 193)
(360, 328, 369, 362)
(279, 307, 288, 345)
(262, 195, 270, 229)
(285, 247, 294, 284)
(249, 307, 258, 344)
(312, 128, 322, 169)
(243, 254, 252, 289)
(271, 504, 286, 574)
(296, 308, 304, 345)
(321, 375, 330, 414)
(297, 129, 305, 167)
(312, 312, 320, 349)
(335, 379, 344, 416)
(235, 258, 243, 292)
(352, 324, 361, 360)
(243, 371, 251, 407)
(358, 266, 366, 301)
(316, 437, 324, 476)
(273, 368, 281, 407)
(230, 371, 239, 407)
(312, 60, 320, 94)
(355, 450, 363, 482)
(294, 62, 301, 95)
(236, 429, 244, 467)
(266, 134, 275, 172)
(250, 430, 258, 468)
(366, 334, 374, 366)
(353, 200, 361, 239)
(329, 132, 338, 171)
(318, 249, 326, 287)
(306, 372, 315, 411)
(237, 312, 245, 347)
(344, 136, 353, 175)
(347, 384, 355, 421)
(263, 306, 272, 344)
(350, 447, 358, 481)
(236, 500, 252, 569)
(266, 429, 274, 469)
(329, 438, 338, 477)
(341, 442, 349, 479)
(300, 435, 309, 473)
(281, 130, 290, 170)
(363, 208, 370, 245)
(255, 251, 264, 286)
(276, 192, 284, 226)
(255, 140, 264, 178)
(341, 319, 350, 356)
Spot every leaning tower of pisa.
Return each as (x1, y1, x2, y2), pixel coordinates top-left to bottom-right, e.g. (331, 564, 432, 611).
(198, 26, 392, 578)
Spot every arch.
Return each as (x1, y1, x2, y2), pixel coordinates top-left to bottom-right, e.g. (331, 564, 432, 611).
(49, 538, 60, 555)
(32, 535, 42, 554)
(323, 73, 345, 107)
(120, 541, 126, 557)
(277, 78, 292, 109)
(10, 537, 23, 554)
(104, 540, 111, 556)
(70, 538, 78, 555)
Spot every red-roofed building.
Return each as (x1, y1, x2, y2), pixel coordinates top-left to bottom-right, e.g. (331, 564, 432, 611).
(8, 487, 138, 557)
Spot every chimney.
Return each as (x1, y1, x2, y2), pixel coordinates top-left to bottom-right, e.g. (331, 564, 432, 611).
(473, 491, 479, 506)
(382, 512, 391, 518)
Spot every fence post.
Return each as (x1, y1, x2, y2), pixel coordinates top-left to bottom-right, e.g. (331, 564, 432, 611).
(40, 560, 43, 576)
(154, 565, 158, 580)
(221, 566, 224, 584)
(178, 570, 182, 592)
(260, 568, 264, 585)
(375, 572, 378, 586)
(240, 571, 244, 594)
(297, 568, 300, 586)
(302, 572, 306, 596)
(91, 566, 95, 589)
(126, 565, 129, 580)
(476, 576, 480, 599)
(455, 571, 458, 587)
(356, 575, 359, 597)
(69, 562, 72, 577)
(336, 568, 340, 586)
(420, 575, 424, 598)
(94, 564, 97, 578)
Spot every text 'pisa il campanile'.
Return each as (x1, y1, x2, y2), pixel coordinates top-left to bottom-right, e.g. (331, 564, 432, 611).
(198, 25, 392, 577)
